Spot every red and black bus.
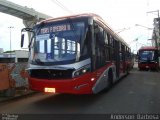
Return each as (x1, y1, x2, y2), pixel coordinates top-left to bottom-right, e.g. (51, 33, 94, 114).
(21, 13, 131, 94)
(137, 46, 159, 71)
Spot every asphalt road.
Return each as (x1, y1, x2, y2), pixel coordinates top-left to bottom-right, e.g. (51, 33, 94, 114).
(0, 63, 160, 119)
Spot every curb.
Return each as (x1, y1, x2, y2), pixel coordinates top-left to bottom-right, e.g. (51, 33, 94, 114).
(0, 91, 37, 103)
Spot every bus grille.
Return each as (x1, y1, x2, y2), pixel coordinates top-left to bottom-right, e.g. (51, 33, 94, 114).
(29, 69, 74, 80)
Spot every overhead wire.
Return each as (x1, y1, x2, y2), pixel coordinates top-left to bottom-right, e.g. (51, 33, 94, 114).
(50, 0, 73, 14)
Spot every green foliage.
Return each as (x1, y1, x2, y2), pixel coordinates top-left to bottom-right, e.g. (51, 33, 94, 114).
(3, 50, 15, 53)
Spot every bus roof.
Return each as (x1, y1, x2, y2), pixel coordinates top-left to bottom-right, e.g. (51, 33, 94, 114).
(38, 13, 102, 23)
(138, 46, 157, 51)
(37, 13, 129, 47)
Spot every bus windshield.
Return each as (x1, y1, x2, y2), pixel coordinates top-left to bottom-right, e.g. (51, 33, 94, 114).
(30, 20, 89, 65)
(139, 50, 155, 61)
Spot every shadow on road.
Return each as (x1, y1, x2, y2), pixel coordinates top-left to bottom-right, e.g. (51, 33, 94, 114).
(32, 93, 106, 113)
(34, 93, 104, 110)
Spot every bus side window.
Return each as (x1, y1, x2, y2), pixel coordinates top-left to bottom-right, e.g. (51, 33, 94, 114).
(98, 27, 104, 45)
(110, 35, 113, 46)
(119, 53, 122, 61)
(104, 31, 109, 45)
(158, 50, 160, 57)
(104, 31, 110, 61)
(94, 23, 106, 69)
(94, 24, 104, 45)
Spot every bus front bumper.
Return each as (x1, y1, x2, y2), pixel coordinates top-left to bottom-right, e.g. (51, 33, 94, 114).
(28, 73, 97, 94)
(138, 62, 158, 70)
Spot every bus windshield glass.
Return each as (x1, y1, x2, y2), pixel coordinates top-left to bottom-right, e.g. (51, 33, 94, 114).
(30, 20, 89, 65)
(139, 50, 155, 61)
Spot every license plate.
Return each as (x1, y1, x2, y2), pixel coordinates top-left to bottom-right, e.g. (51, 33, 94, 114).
(146, 66, 149, 68)
(44, 88, 56, 93)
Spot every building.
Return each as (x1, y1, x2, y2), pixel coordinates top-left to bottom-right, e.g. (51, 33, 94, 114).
(152, 18, 160, 49)
(0, 48, 4, 53)
(0, 50, 29, 63)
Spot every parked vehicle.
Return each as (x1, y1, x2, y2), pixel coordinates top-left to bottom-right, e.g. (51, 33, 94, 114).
(137, 46, 159, 71)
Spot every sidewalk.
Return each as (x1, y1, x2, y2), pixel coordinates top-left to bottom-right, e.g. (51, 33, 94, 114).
(0, 89, 36, 103)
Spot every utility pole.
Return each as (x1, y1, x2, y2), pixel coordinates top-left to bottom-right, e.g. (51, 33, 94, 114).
(8, 26, 14, 57)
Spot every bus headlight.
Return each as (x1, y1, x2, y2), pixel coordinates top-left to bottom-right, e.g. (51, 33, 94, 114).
(73, 64, 91, 77)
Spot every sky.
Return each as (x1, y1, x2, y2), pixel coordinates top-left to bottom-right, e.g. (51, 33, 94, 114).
(0, 0, 160, 53)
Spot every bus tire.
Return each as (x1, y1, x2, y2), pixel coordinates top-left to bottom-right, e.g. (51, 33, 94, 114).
(102, 69, 113, 93)
(156, 67, 159, 72)
(126, 67, 130, 75)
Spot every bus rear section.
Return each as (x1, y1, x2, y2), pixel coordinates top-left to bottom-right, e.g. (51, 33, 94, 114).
(138, 46, 159, 71)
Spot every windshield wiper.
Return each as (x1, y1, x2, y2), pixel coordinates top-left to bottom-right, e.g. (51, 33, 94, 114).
(34, 59, 44, 65)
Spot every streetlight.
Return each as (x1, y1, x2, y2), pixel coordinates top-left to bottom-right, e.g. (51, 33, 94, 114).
(8, 26, 14, 52)
(135, 24, 153, 30)
(147, 10, 159, 18)
(115, 27, 130, 34)
(135, 24, 157, 47)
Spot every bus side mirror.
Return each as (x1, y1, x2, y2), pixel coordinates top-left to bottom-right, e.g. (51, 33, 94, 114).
(21, 27, 34, 49)
(21, 34, 24, 48)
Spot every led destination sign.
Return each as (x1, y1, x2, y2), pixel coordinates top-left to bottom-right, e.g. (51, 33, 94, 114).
(40, 24, 71, 34)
